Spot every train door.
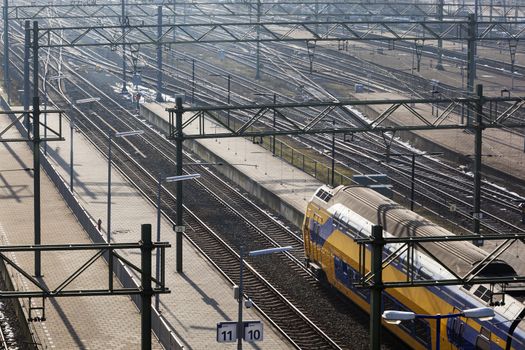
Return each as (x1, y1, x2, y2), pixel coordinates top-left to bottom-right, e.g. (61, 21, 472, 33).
(311, 219, 322, 264)
(447, 314, 466, 349)
(474, 327, 491, 350)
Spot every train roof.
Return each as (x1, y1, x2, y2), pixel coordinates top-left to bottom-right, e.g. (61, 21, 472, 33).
(310, 185, 515, 277)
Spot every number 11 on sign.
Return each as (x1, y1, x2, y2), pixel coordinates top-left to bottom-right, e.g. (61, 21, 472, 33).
(216, 321, 237, 342)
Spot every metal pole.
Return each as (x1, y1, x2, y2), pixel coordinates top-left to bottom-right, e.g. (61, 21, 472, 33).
(191, 59, 195, 105)
(436, 0, 444, 70)
(466, 14, 476, 127)
(141, 224, 153, 350)
(473, 84, 483, 245)
(410, 153, 415, 211)
(155, 172, 162, 311)
(272, 93, 276, 156)
(175, 97, 184, 272)
(369, 225, 384, 350)
(255, 0, 261, 79)
(3, 0, 10, 103)
(70, 114, 75, 192)
(121, 0, 128, 93)
(24, 21, 30, 131)
(509, 40, 517, 90)
(331, 118, 335, 187)
(237, 246, 244, 350)
(155, 6, 163, 102)
(227, 74, 231, 127)
(107, 131, 112, 243)
(32, 21, 42, 278)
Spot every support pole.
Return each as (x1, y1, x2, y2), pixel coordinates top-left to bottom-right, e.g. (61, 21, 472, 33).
(466, 14, 476, 127)
(227, 74, 231, 127)
(272, 93, 276, 156)
(107, 132, 112, 243)
(191, 59, 195, 106)
(436, 0, 444, 70)
(140, 224, 153, 350)
(369, 225, 384, 350)
(24, 21, 30, 131)
(121, 0, 128, 93)
(331, 118, 335, 187)
(255, 0, 261, 79)
(3, 0, 10, 103)
(410, 153, 416, 211)
(473, 84, 484, 246)
(175, 97, 184, 272)
(155, 6, 163, 102)
(237, 246, 244, 350)
(508, 39, 517, 90)
(155, 172, 162, 311)
(32, 21, 41, 278)
(70, 114, 75, 192)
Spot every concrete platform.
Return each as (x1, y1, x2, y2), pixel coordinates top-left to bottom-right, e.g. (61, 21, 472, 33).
(0, 110, 164, 349)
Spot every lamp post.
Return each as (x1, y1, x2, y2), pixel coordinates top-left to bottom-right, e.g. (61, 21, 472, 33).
(382, 307, 495, 350)
(70, 97, 100, 192)
(155, 172, 201, 311)
(431, 89, 440, 117)
(107, 129, 144, 242)
(178, 58, 195, 105)
(254, 92, 277, 155)
(210, 73, 231, 127)
(386, 152, 443, 211)
(237, 246, 292, 349)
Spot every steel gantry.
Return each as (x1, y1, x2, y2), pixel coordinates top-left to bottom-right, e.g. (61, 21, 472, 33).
(7, 1, 525, 21)
(28, 17, 523, 105)
(0, 224, 170, 350)
(166, 88, 524, 240)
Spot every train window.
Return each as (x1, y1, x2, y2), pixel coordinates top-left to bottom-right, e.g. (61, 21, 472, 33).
(413, 319, 431, 348)
(475, 327, 491, 350)
(473, 285, 492, 303)
(382, 294, 431, 348)
(315, 188, 333, 202)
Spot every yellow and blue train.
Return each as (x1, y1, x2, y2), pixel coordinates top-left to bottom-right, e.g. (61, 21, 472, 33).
(303, 185, 525, 350)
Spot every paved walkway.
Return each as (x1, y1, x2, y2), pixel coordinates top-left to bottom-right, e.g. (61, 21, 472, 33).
(0, 109, 163, 349)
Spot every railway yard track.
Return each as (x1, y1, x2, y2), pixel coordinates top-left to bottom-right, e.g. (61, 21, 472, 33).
(2, 2, 525, 349)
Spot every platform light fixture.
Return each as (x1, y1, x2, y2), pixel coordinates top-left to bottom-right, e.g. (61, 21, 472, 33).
(236, 245, 293, 349)
(69, 97, 102, 192)
(382, 307, 495, 350)
(155, 172, 200, 311)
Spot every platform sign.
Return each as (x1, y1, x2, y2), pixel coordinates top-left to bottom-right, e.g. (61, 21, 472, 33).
(216, 321, 263, 343)
(216, 321, 237, 343)
(243, 321, 263, 342)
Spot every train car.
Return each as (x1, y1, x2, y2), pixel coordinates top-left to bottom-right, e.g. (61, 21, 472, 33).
(303, 185, 525, 350)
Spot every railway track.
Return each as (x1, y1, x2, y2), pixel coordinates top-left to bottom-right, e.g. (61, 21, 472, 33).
(2, 5, 525, 349)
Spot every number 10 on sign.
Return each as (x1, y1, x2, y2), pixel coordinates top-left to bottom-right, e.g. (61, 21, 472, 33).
(216, 321, 263, 343)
